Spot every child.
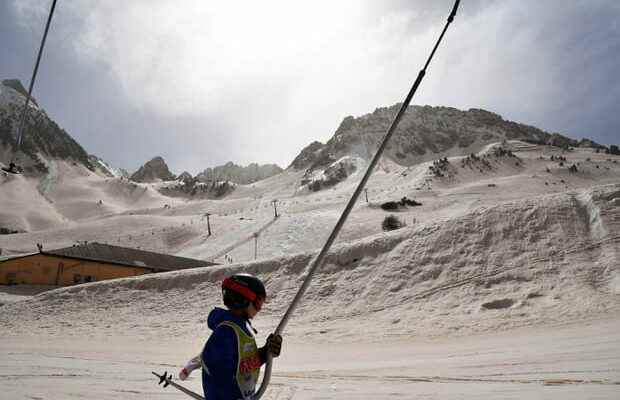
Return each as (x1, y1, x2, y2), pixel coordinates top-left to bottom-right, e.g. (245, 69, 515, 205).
(179, 273, 282, 400)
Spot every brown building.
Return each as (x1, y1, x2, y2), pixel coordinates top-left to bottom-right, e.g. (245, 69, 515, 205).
(0, 242, 216, 286)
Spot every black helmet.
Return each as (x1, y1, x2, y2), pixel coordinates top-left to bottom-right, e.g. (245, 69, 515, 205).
(222, 273, 266, 310)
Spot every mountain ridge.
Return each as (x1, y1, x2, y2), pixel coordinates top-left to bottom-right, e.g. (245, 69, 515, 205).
(2, 77, 614, 188)
(291, 104, 587, 173)
(196, 161, 283, 185)
(0, 79, 93, 175)
(130, 156, 176, 182)
(289, 104, 613, 190)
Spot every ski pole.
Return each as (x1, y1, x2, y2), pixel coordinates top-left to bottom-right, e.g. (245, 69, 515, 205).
(152, 371, 205, 400)
(253, 1, 461, 399)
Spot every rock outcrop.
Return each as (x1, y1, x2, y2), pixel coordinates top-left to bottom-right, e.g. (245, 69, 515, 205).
(289, 104, 609, 191)
(291, 105, 583, 176)
(288, 141, 325, 170)
(577, 138, 606, 149)
(1, 79, 38, 106)
(195, 162, 282, 185)
(177, 171, 194, 184)
(301, 156, 362, 192)
(130, 156, 176, 182)
(88, 155, 128, 178)
(0, 79, 93, 175)
(159, 179, 236, 199)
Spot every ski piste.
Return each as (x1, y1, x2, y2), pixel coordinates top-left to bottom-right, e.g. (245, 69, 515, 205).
(152, 371, 204, 400)
(152, 1, 460, 399)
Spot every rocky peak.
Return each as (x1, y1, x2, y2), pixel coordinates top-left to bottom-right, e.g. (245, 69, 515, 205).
(0, 78, 92, 175)
(288, 141, 326, 170)
(130, 156, 176, 182)
(1, 79, 38, 106)
(88, 155, 128, 178)
(296, 104, 580, 174)
(577, 138, 605, 149)
(177, 171, 194, 183)
(196, 162, 282, 185)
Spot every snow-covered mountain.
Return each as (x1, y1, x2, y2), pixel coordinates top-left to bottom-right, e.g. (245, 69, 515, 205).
(88, 155, 129, 178)
(293, 105, 577, 172)
(288, 141, 325, 170)
(2, 86, 619, 400)
(0, 79, 94, 175)
(290, 104, 608, 191)
(196, 162, 283, 185)
(130, 156, 176, 182)
(154, 161, 283, 199)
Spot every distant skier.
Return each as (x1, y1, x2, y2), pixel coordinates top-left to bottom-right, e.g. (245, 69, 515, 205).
(179, 273, 282, 400)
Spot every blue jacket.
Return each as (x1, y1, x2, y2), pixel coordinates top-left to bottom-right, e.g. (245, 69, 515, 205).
(201, 307, 260, 400)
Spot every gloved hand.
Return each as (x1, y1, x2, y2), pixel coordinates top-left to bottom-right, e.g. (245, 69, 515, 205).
(179, 354, 201, 380)
(264, 333, 283, 358)
(178, 367, 190, 381)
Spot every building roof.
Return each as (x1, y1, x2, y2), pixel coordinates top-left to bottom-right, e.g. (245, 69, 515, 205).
(40, 242, 216, 272)
(0, 252, 39, 262)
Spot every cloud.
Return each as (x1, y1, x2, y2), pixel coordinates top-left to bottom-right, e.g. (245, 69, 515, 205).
(418, 1, 620, 137)
(5, 0, 620, 174)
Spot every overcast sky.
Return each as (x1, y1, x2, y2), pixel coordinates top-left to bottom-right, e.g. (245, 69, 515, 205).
(1, 0, 619, 174)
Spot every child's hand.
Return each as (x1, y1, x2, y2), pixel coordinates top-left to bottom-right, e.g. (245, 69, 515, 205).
(178, 367, 190, 381)
(265, 334, 283, 357)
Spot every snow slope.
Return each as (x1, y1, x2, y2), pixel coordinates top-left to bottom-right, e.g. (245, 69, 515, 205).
(2, 182, 619, 341)
(1, 143, 619, 399)
(3, 144, 618, 261)
(1, 318, 619, 399)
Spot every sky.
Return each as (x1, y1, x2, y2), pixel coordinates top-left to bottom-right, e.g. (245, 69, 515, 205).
(1, 0, 619, 174)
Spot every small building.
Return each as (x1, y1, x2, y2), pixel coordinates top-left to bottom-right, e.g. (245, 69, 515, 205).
(0, 242, 216, 286)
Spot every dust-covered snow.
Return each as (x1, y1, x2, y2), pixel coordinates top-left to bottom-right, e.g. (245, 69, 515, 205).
(1, 143, 619, 399)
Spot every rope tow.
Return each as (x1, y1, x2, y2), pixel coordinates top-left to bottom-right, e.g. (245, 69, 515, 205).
(4, 0, 57, 174)
(253, 1, 461, 398)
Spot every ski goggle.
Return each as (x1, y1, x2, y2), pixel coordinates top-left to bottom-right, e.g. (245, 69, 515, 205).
(253, 296, 266, 312)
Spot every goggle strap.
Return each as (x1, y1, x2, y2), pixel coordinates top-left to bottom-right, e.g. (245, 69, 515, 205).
(223, 278, 257, 301)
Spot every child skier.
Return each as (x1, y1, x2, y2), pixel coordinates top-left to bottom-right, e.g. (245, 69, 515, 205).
(179, 273, 282, 400)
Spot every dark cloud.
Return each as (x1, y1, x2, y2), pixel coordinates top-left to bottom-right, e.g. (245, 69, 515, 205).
(1, 1, 235, 174)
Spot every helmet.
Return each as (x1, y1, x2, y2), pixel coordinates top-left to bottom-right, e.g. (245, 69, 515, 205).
(222, 273, 266, 311)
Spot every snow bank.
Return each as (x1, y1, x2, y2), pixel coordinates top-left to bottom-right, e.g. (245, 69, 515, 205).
(300, 156, 365, 192)
(2, 184, 618, 343)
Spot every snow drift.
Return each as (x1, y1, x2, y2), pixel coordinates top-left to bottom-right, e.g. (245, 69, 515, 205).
(2, 184, 618, 343)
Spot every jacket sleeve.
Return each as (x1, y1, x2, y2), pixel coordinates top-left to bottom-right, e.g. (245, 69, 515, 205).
(202, 325, 240, 398)
(184, 354, 202, 373)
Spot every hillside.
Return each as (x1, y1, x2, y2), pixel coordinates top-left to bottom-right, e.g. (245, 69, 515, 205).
(2, 182, 618, 341)
(1, 138, 619, 399)
(293, 105, 574, 173)
(290, 105, 610, 191)
(0, 79, 93, 175)
(155, 161, 283, 199)
(130, 156, 176, 182)
(2, 139, 620, 257)
(196, 162, 283, 185)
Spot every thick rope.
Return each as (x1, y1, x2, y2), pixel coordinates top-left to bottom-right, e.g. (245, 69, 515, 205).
(11, 0, 58, 168)
(253, 1, 461, 399)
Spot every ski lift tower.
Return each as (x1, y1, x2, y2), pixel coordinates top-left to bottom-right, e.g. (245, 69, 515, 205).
(253, 232, 259, 260)
(271, 199, 279, 218)
(203, 212, 212, 236)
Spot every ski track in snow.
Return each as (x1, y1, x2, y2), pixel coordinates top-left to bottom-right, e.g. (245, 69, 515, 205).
(1, 318, 619, 399)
